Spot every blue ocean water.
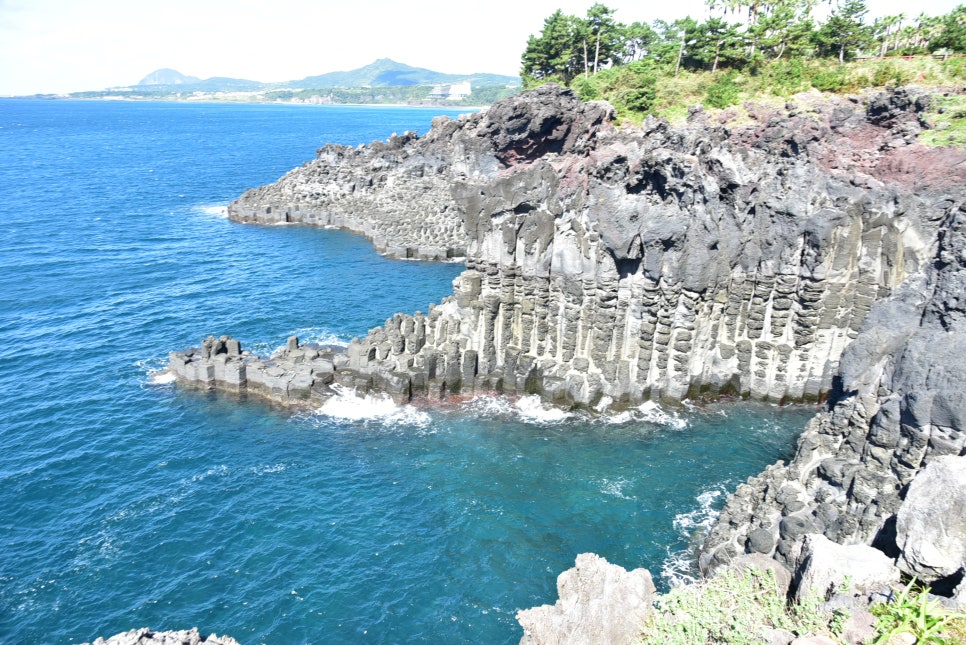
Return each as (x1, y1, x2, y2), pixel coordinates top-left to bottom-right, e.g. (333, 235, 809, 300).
(0, 99, 815, 644)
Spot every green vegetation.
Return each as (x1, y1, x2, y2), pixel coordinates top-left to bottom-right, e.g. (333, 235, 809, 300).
(919, 93, 966, 147)
(260, 84, 517, 106)
(639, 570, 966, 644)
(871, 580, 965, 644)
(641, 568, 835, 644)
(520, 2, 966, 129)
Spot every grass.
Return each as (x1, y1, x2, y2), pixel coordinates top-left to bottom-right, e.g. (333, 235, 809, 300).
(919, 93, 966, 148)
(637, 570, 966, 645)
(639, 568, 836, 644)
(872, 580, 966, 644)
(560, 56, 966, 133)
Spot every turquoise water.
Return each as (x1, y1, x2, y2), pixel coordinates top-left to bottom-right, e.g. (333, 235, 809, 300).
(0, 99, 815, 644)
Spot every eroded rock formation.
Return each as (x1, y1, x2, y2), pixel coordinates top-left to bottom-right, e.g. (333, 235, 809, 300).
(172, 85, 966, 613)
(220, 85, 964, 409)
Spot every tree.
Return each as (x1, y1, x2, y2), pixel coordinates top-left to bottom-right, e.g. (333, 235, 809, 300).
(584, 4, 623, 75)
(692, 17, 745, 71)
(751, 0, 817, 59)
(621, 21, 659, 62)
(520, 10, 583, 86)
(932, 5, 966, 53)
(815, 0, 873, 64)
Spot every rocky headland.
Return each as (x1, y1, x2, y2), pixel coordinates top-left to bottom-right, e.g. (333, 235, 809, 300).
(168, 84, 966, 641)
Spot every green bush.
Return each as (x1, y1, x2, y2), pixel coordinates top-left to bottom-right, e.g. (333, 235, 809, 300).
(810, 67, 849, 93)
(871, 580, 957, 644)
(623, 80, 657, 113)
(642, 568, 834, 645)
(705, 72, 741, 108)
(571, 76, 599, 101)
(872, 63, 911, 87)
(770, 58, 808, 95)
(942, 57, 966, 80)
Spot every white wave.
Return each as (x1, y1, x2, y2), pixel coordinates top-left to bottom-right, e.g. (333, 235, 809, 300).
(463, 394, 516, 417)
(286, 326, 351, 348)
(599, 477, 636, 500)
(197, 203, 228, 217)
(513, 395, 572, 423)
(636, 400, 688, 430)
(590, 400, 688, 428)
(251, 463, 288, 476)
(135, 357, 176, 385)
(673, 488, 723, 536)
(316, 384, 430, 427)
(660, 546, 700, 588)
(661, 487, 726, 588)
(150, 370, 177, 385)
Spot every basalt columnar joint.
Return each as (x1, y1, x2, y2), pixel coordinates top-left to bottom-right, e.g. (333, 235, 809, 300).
(173, 85, 966, 596)
(190, 86, 963, 411)
(326, 86, 959, 409)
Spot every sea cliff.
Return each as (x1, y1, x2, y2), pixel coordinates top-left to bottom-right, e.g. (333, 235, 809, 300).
(169, 84, 966, 639)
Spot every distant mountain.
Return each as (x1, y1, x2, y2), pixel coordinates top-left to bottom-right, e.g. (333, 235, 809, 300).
(133, 69, 264, 92)
(288, 58, 519, 88)
(123, 61, 519, 95)
(137, 69, 201, 85)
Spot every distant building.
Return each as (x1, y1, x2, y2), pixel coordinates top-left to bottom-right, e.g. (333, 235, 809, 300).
(428, 81, 471, 100)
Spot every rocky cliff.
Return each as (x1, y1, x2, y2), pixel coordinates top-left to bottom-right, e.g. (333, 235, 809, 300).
(221, 85, 963, 409)
(173, 83, 966, 611)
(699, 131, 966, 587)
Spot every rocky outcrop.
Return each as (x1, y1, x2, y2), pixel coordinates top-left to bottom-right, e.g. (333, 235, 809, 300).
(168, 334, 345, 407)
(227, 85, 613, 261)
(699, 156, 966, 584)
(895, 455, 966, 586)
(516, 553, 656, 645)
(81, 627, 240, 645)
(173, 85, 966, 610)
(791, 534, 900, 603)
(181, 85, 965, 412)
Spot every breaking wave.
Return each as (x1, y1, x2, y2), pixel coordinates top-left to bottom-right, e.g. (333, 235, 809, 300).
(315, 384, 430, 427)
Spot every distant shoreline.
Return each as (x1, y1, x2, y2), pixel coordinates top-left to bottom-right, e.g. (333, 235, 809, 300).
(0, 94, 492, 110)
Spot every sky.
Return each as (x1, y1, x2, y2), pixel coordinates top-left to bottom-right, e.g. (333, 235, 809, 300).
(0, 0, 962, 95)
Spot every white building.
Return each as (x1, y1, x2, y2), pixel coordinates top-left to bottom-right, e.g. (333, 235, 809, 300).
(428, 81, 472, 100)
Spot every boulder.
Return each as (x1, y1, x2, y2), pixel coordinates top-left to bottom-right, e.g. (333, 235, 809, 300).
(516, 553, 655, 645)
(792, 534, 900, 603)
(896, 455, 966, 585)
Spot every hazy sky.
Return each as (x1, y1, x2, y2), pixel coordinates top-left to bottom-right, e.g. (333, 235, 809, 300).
(0, 0, 961, 95)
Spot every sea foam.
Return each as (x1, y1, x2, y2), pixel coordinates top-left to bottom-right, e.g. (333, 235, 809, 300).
(661, 487, 726, 587)
(316, 384, 430, 427)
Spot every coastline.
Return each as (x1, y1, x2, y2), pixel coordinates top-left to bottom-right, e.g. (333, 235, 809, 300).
(163, 84, 966, 641)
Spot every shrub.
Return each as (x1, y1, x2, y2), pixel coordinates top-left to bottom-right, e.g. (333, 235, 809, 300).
(942, 57, 966, 80)
(871, 580, 958, 644)
(872, 63, 911, 87)
(571, 76, 598, 101)
(705, 71, 741, 108)
(623, 79, 657, 113)
(810, 68, 849, 93)
(770, 58, 808, 96)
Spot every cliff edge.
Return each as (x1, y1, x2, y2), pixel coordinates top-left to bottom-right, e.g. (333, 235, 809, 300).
(170, 84, 966, 636)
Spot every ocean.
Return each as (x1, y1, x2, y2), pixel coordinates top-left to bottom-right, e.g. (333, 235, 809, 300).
(0, 99, 815, 644)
